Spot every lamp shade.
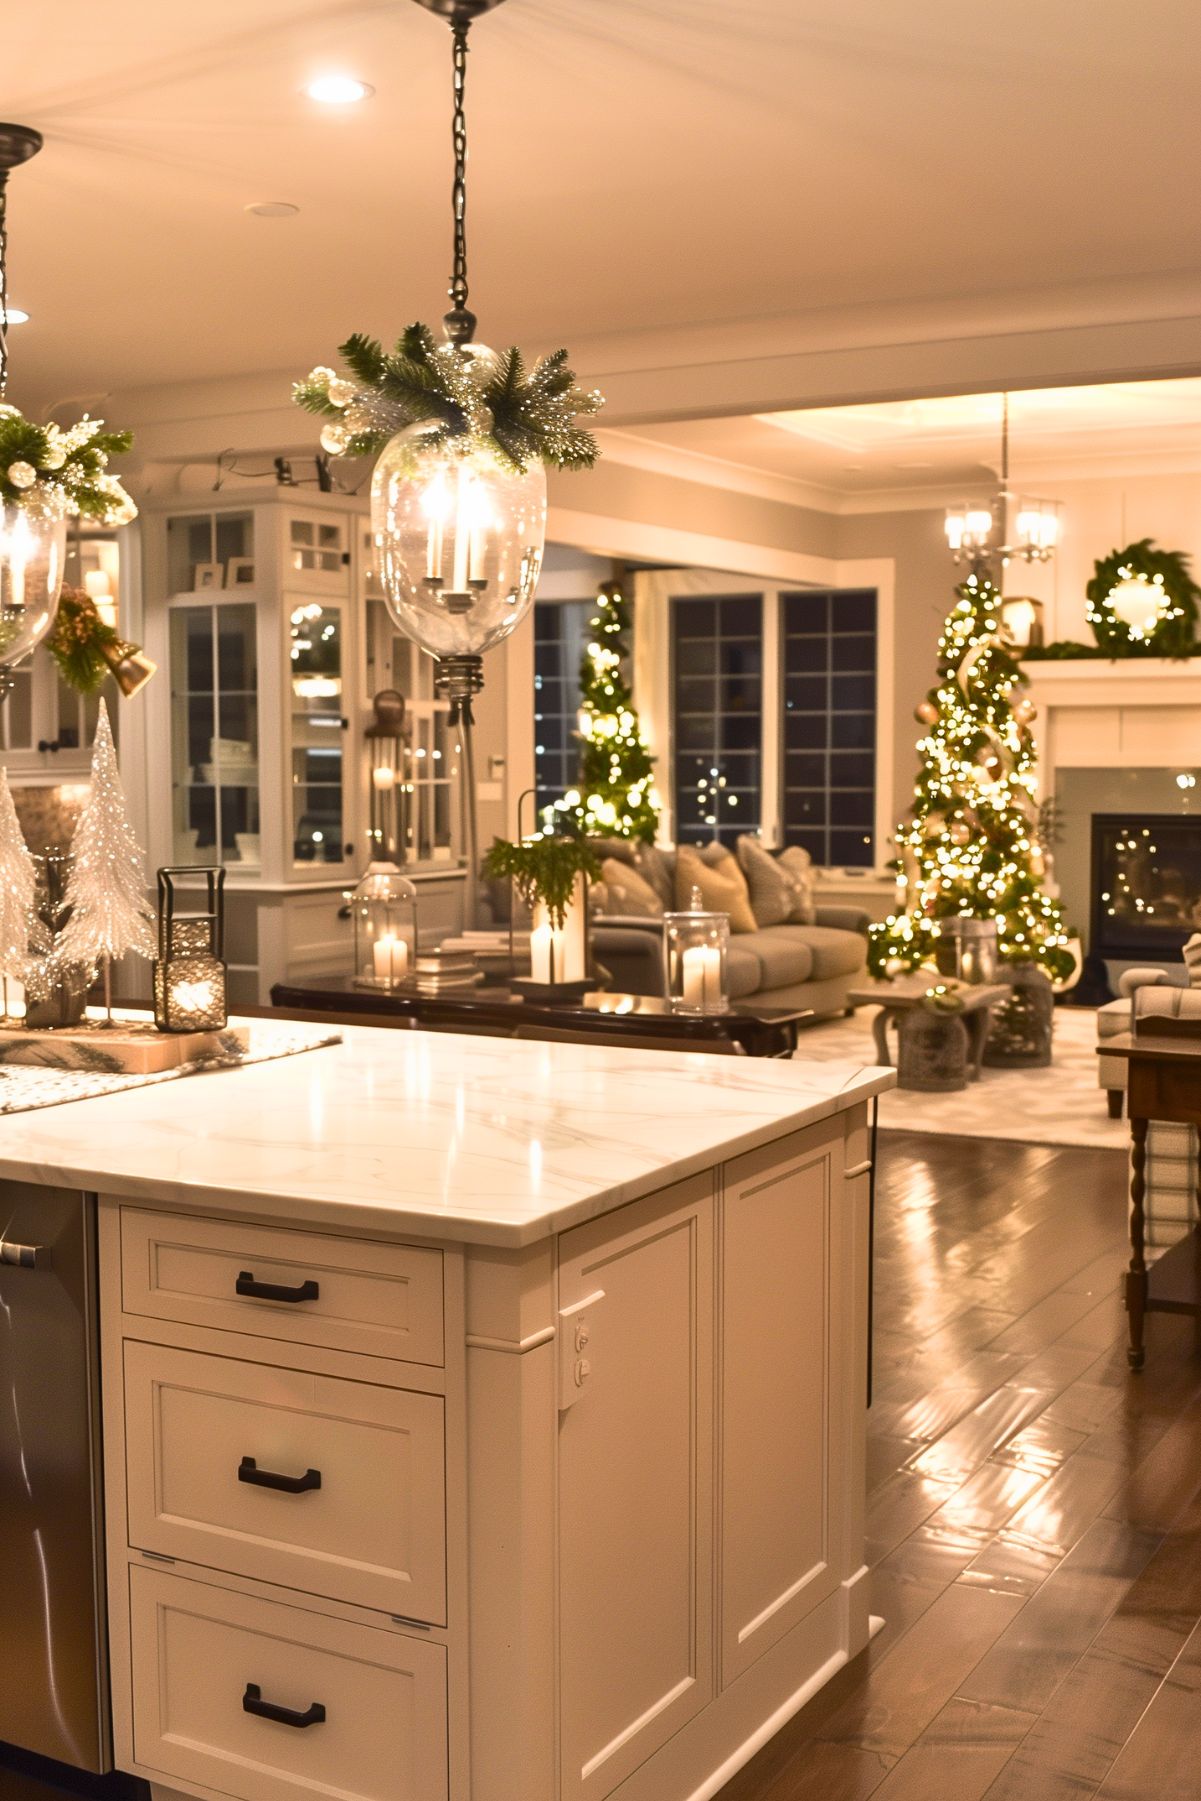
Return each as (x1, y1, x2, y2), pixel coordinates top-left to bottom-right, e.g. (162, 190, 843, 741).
(371, 423, 546, 660)
(0, 498, 66, 670)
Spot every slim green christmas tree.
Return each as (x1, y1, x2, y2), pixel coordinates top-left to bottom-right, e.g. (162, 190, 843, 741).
(868, 570, 1074, 980)
(554, 578, 660, 842)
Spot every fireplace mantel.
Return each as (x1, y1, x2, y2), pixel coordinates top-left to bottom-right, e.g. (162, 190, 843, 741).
(1021, 657, 1201, 781)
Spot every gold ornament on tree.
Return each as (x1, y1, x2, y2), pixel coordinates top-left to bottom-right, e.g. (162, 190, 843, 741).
(915, 698, 939, 725)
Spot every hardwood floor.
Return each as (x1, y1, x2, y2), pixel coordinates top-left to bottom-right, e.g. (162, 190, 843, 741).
(718, 1129, 1201, 1801)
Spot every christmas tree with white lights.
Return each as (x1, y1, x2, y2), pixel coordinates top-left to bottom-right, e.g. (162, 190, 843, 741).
(57, 699, 156, 1020)
(868, 570, 1074, 981)
(554, 579, 660, 842)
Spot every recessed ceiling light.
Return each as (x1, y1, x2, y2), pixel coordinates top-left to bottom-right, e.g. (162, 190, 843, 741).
(3, 306, 29, 323)
(246, 201, 300, 218)
(306, 75, 374, 105)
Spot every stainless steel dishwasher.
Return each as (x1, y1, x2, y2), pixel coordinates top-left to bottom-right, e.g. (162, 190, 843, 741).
(0, 1181, 110, 1776)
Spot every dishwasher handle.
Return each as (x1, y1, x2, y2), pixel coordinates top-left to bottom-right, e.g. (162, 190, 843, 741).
(0, 1240, 49, 1270)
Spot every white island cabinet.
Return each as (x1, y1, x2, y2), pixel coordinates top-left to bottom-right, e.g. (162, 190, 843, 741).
(0, 1027, 892, 1801)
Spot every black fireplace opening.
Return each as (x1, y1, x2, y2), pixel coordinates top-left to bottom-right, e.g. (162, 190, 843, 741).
(1091, 813, 1201, 962)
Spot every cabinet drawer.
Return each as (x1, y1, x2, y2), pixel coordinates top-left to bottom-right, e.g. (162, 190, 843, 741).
(120, 1207, 444, 1366)
(125, 1341, 446, 1623)
(129, 1565, 447, 1801)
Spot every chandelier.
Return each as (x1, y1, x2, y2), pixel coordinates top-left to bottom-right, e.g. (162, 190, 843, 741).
(945, 393, 1059, 571)
(294, 0, 603, 922)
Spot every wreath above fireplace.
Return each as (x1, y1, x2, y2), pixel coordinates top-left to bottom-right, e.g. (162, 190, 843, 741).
(1084, 539, 1200, 658)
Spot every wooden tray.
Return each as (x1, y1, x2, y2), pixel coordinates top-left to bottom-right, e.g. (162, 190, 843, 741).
(0, 1020, 251, 1074)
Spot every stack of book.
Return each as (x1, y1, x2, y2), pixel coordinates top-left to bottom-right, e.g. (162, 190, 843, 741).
(412, 949, 484, 996)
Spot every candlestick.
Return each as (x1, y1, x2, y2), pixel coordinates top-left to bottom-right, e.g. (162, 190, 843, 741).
(372, 764, 396, 792)
(529, 920, 565, 985)
(681, 944, 721, 1009)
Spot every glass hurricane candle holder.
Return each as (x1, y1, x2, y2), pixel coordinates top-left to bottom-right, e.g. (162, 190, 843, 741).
(371, 423, 546, 661)
(351, 865, 418, 990)
(0, 497, 67, 687)
(934, 917, 999, 985)
(153, 867, 228, 1033)
(664, 909, 730, 1015)
(528, 873, 589, 987)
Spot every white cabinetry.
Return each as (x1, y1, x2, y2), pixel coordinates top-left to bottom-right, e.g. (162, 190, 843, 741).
(101, 1102, 874, 1801)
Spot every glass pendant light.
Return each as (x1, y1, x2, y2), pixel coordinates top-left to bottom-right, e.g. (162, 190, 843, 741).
(367, 0, 547, 922)
(0, 126, 66, 701)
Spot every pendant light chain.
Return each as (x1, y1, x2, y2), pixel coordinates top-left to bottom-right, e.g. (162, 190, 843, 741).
(450, 23, 470, 312)
(0, 171, 10, 399)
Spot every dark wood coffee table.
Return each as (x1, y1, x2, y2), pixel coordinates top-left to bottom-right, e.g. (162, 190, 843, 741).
(269, 977, 812, 1059)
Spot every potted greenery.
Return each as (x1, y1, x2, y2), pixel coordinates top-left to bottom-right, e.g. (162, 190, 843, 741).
(484, 834, 601, 1000)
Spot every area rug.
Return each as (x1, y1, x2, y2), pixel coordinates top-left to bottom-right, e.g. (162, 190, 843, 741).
(793, 1005, 1126, 1150)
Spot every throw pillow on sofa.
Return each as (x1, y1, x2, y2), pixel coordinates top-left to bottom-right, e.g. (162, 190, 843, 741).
(778, 845, 817, 924)
(675, 844, 757, 933)
(598, 858, 665, 919)
(736, 835, 793, 929)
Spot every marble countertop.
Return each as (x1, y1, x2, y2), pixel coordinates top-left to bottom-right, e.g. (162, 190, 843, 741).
(0, 1023, 894, 1247)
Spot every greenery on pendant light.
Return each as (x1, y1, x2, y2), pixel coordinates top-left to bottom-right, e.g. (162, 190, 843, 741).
(1084, 538, 1200, 658)
(0, 408, 136, 520)
(483, 834, 601, 928)
(868, 570, 1075, 983)
(293, 323, 604, 474)
(45, 588, 124, 695)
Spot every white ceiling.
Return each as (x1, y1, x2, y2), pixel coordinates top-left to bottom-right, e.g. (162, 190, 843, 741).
(599, 378, 1201, 507)
(3, 0, 1200, 414)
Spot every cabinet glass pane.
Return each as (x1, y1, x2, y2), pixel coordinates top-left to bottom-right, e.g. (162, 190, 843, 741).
(170, 603, 260, 869)
(166, 513, 253, 597)
(290, 601, 344, 865)
(290, 517, 345, 576)
(0, 670, 33, 750)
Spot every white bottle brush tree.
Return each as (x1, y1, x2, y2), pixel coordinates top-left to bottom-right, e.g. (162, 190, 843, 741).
(0, 768, 49, 1023)
(57, 699, 155, 1022)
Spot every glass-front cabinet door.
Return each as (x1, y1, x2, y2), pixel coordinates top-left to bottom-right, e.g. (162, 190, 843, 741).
(288, 598, 351, 871)
(169, 601, 261, 870)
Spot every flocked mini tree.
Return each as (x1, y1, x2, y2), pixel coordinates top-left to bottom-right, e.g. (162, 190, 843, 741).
(57, 699, 156, 1021)
(868, 569, 1074, 981)
(551, 579, 660, 842)
(0, 768, 47, 1021)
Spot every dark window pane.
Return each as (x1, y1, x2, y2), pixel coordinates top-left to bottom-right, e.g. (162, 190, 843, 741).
(675, 637, 718, 677)
(830, 751, 875, 786)
(785, 675, 827, 711)
(716, 596, 762, 636)
(786, 713, 827, 748)
(832, 674, 875, 711)
(719, 640, 762, 679)
(830, 828, 874, 867)
(676, 676, 716, 714)
(786, 750, 827, 786)
(831, 712, 875, 750)
(782, 592, 829, 633)
(789, 828, 826, 862)
(787, 792, 827, 825)
(836, 591, 876, 632)
(830, 790, 874, 827)
(674, 598, 717, 638)
(676, 713, 717, 752)
(722, 714, 760, 751)
(831, 634, 875, 672)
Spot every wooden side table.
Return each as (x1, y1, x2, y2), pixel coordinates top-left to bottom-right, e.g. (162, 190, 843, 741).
(848, 979, 1008, 1092)
(1101, 1028, 1201, 1369)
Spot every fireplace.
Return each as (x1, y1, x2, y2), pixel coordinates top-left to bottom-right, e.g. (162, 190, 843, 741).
(1091, 814, 1201, 962)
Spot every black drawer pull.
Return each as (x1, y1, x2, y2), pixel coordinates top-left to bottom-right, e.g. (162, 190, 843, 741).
(239, 1456, 322, 1495)
(235, 1271, 320, 1304)
(243, 1683, 326, 1730)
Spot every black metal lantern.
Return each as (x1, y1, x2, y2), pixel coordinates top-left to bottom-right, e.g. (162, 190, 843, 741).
(153, 866, 228, 1033)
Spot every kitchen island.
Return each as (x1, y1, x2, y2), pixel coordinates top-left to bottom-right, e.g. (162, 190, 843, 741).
(0, 1024, 893, 1801)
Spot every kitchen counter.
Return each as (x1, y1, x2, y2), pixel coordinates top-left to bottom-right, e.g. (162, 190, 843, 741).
(0, 1020, 892, 1247)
